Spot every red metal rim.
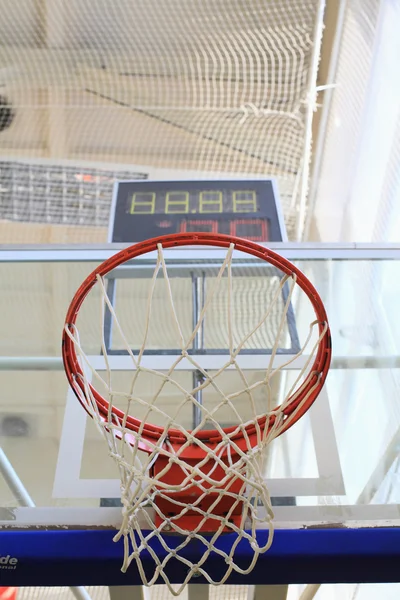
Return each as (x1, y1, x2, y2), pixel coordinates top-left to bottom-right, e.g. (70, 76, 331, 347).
(62, 233, 332, 455)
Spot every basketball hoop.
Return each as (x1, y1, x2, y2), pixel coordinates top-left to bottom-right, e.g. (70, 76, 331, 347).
(62, 233, 331, 595)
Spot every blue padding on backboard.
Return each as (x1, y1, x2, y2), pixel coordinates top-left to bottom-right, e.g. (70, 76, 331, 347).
(1, 528, 400, 587)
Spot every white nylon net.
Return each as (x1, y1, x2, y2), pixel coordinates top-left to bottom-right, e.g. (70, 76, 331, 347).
(11, 587, 109, 600)
(64, 243, 327, 596)
(0, 0, 325, 242)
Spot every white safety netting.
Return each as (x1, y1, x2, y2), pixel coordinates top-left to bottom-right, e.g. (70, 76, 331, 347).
(0, 0, 325, 242)
(308, 0, 400, 242)
(10, 587, 109, 600)
(64, 243, 327, 595)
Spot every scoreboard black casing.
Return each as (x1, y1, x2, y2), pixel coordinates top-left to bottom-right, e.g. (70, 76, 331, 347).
(108, 179, 287, 243)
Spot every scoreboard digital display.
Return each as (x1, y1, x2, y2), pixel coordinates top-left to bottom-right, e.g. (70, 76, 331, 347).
(109, 180, 286, 243)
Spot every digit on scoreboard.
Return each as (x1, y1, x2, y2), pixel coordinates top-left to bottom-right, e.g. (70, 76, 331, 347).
(199, 191, 223, 213)
(180, 220, 219, 233)
(229, 218, 268, 241)
(130, 192, 155, 214)
(165, 191, 189, 213)
(233, 190, 257, 212)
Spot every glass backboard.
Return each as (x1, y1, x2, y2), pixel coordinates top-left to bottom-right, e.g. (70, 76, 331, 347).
(0, 243, 399, 588)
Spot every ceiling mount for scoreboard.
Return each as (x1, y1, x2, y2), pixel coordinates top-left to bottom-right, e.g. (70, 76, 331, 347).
(108, 179, 287, 243)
